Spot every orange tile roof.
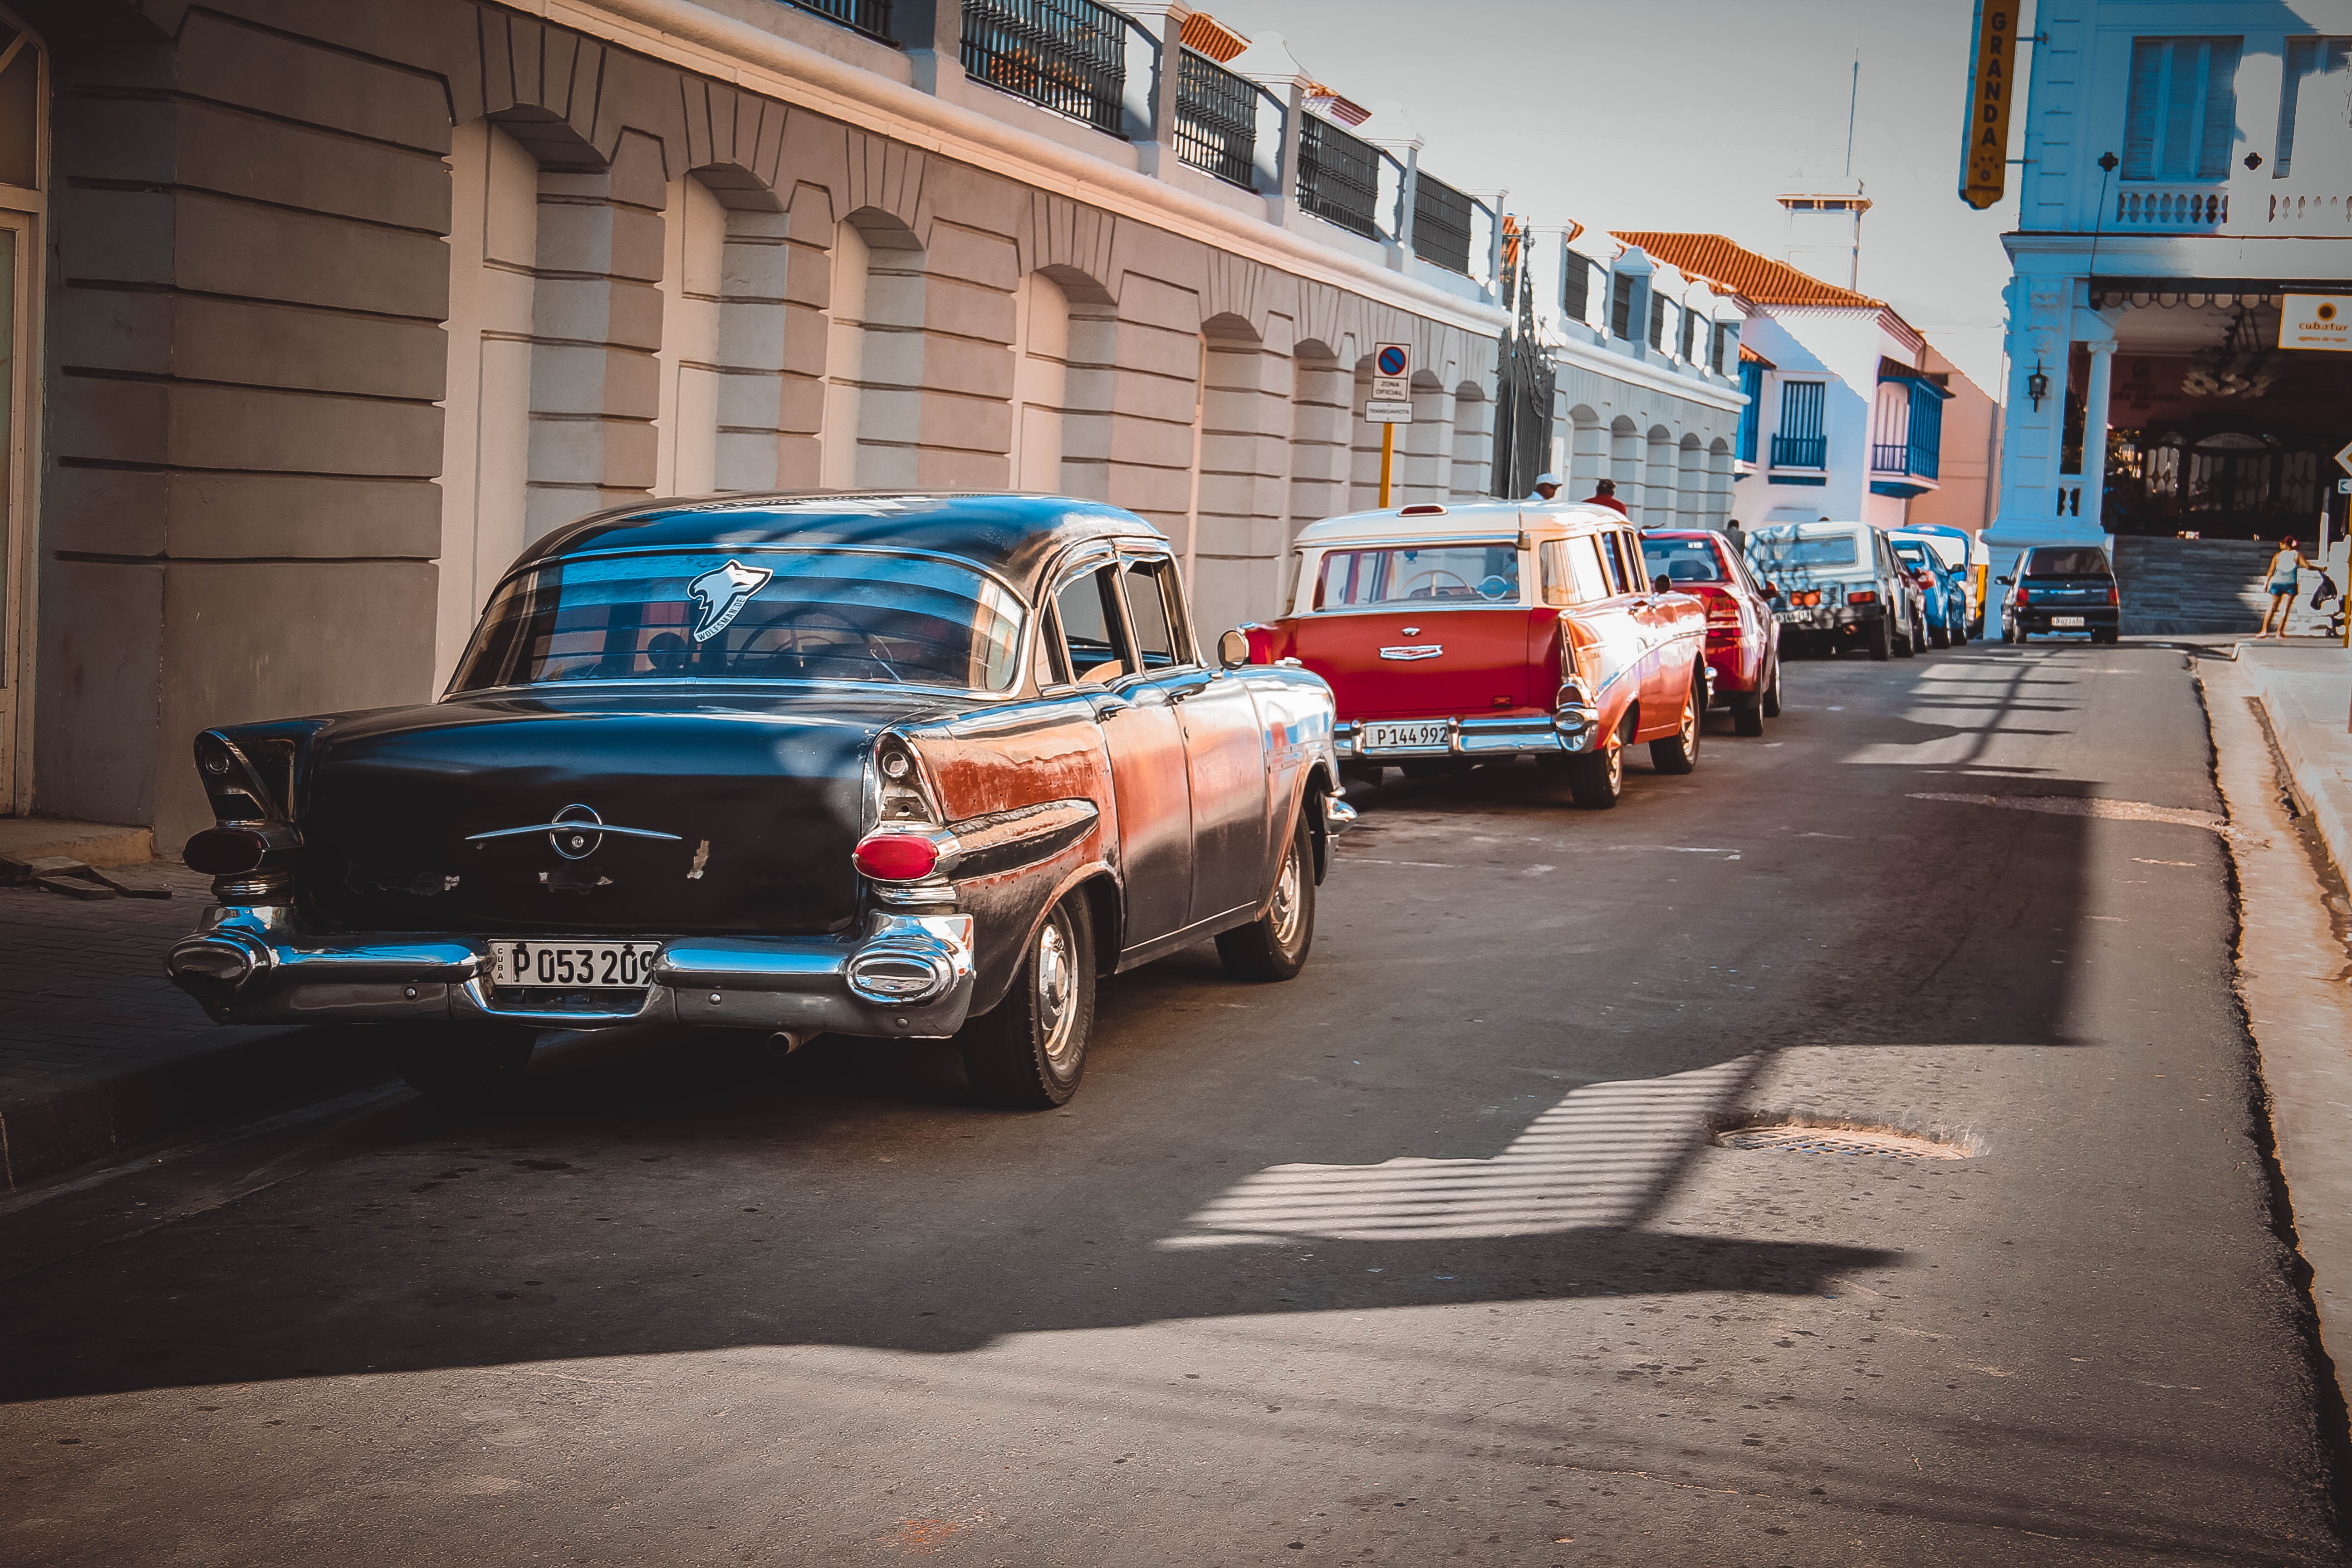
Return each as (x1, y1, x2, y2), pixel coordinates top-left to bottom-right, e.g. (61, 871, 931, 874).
(1181, 12, 1249, 61)
(1610, 231, 1886, 309)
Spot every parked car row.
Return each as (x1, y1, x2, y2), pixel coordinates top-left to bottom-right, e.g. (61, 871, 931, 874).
(1240, 499, 1779, 809)
(1744, 520, 1986, 658)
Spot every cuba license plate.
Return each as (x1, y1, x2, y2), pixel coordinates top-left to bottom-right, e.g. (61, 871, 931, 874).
(488, 940, 662, 990)
(2052, 615, 2085, 628)
(1362, 720, 1451, 751)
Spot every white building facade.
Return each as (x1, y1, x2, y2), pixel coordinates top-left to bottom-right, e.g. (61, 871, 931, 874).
(1986, 0, 2352, 579)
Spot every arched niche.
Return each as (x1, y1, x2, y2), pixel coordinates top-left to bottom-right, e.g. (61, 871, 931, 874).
(821, 206, 927, 490)
(1450, 382, 1490, 501)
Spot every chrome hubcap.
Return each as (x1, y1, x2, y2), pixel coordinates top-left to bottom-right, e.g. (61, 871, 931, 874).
(1681, 698, 1697, 748)
(1267, 838, 1303, 948)
(1035, 911, 1079, 1070)
(1605, 735, 1623, 790)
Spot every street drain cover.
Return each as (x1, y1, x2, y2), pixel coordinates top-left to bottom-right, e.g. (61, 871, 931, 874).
(1715, 1124, 1967, 1160)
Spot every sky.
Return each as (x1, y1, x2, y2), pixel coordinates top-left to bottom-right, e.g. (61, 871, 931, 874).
(1216, 0, 2029, 392)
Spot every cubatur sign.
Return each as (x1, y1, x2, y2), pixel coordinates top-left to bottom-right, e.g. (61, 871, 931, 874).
(1959, 0, 2020, 211)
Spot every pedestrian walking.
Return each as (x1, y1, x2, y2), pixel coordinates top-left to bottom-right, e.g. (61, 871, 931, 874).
(1586, 478, 1629, 516)
(2260, 536, 2318, 638)
(1526, 472, 1562, 502)
(1725, 518, 1744, 552)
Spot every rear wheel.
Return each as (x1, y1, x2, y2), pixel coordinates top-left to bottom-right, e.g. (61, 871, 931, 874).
(961, 895, 1096, 1108)
(1868, 615, 1892, 661)
(1216, 810, 1316, 982)
(1929, 620, 1951, 649)
(1732, 686, 1765, 736)
(1649, 671, 1703, 775)
(1563, 722, 1627, 809)
(1760, 657, 1783, 718)
(393, 1023, 539, 1108)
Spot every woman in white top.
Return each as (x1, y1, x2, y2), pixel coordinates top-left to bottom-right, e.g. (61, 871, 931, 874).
(2259, 535, 2318, 638)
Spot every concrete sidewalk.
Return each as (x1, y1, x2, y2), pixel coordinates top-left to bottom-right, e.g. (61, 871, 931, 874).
(2241, 641, 2352, 877)
(0, 864, 390, 1191)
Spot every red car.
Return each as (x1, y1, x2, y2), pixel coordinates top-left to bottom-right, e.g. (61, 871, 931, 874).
(1640, 529, 1782, 736)
(1244, 500, 1708, 809)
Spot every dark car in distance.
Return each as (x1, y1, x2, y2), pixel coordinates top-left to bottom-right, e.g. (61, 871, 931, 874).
(2000, 545, 2120, 643)
(166, 493, 1349, 1109)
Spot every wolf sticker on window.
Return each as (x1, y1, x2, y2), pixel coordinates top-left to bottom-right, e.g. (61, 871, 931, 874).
(687, 559, 774, 642)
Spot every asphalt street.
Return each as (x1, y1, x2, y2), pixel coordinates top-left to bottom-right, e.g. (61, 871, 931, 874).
(2, 640, 2342, 1566)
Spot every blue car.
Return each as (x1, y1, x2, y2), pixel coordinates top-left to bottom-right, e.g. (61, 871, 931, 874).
(1890, 533, 1971, 647)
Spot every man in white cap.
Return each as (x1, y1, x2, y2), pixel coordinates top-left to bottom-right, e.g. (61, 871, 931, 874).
(1526, 473, 1562, 502)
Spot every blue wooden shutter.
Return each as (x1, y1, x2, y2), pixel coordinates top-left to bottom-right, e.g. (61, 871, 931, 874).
(1736, 363, 1763, 464)
(2124, 39, 2164, 178)
(2196, 38, 2240, 178)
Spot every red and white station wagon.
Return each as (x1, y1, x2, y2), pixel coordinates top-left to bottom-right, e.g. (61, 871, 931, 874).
(1242, 500, 1709, 808)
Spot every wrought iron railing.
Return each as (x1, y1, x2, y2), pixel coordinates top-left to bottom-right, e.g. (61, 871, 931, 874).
(778, 0, 897, 44)
(1770, 434, 1827, 469)
(1297, 113, 1382, 239)
(1173, 49, 1262, 188)
(1412, 172, 1473, 274)
(961, 0, 1136, 136)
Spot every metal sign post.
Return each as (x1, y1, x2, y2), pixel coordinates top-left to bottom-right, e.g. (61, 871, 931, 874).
(1369, 342, 1413, 507)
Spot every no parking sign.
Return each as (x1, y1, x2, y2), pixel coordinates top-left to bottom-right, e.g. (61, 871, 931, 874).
(1367, 341, 1413, 424)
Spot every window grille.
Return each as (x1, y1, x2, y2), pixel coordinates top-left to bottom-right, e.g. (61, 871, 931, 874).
(1648, 293, 1668, 351)
(1712, 321, 1739, 375)
(777, 0, 897, 43)
(1297, 113, 1382, 239)
(1173, 48, 1259, 187)
(1411, 172, 1475, 274)
(2123, 36, 2242, 180)
(961, 0, 1132, 137)
(1771, 379, 1827, 469)
(1610, 273, 1636, 339)
(1562, 253, 1592, 323)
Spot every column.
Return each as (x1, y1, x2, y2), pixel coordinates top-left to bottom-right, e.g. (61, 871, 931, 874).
(1122, 3, 1191, 176)
(2082, 337, 2116, 534)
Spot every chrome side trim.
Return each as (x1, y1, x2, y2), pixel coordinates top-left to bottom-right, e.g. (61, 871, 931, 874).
(465, 823, 683, 843)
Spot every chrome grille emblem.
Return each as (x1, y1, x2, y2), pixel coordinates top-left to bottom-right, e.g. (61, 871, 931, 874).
(465, 804, 682, 860)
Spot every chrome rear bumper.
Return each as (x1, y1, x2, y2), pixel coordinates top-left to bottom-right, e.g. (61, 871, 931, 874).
(1338, 712, 1596, 760)
(166, 908, 977, 1038)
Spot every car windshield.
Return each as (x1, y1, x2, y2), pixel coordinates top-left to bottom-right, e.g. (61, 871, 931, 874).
(1901, 532, 1970, 571)
(451, 549, 1026, 693)
(2024, 548, 2111, 577)
(1640, 537, 1725, 583)
(1315, 544, 1521, 608)
(1749, 531, 1862, 569)
(1891, 541, 1935, 569)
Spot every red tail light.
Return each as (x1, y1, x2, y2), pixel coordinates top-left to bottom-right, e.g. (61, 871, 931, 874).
(2014, 588, 2030, 606)
(1847, 590, 1877, 606)
(853, 833, 940, 882)
(2107, 586, 2120, 606)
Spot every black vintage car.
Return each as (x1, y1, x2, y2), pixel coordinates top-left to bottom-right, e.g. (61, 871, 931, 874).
(166, 493, 1350, 1108)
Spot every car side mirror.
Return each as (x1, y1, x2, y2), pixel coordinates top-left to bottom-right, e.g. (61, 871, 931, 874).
(1995, 575, 2012, 585)
(1216, 628, 1251, 671)
(1652, 574, 1674, 595)
(1760, 583, 1778, 599)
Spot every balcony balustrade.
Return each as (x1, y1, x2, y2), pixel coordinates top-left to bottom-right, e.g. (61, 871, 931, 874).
(1770, 434, 1826, 470)
(1297, 113, 1387, 240)
(2113, 186, 2229, 231)
(1173, 49, 1274, 190)
(779, 0, 898, 43)
(960, 0, 1141, 137)
(2259, 189, 2352, 231)
(1871, 440, 1940, 480)
(1412, 172, 1474, 275)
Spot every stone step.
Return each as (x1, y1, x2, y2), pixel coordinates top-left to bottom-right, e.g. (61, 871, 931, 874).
(0, 816, 154, 872)
(2114, 537, 2281, 635)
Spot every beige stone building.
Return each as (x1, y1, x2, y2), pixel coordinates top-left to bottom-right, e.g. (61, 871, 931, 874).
(4, 0, 1540, 847)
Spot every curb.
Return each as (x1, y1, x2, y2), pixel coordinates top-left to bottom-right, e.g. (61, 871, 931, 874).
(2239, 645, 2352, 880)
(0, 1025, 396, 1193)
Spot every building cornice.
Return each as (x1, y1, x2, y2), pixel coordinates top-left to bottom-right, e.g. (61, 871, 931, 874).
(1548, 334, 1748, 413)
(532, 0, 1510, 338)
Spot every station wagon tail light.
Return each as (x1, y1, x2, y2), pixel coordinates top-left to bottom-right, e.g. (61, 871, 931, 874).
(854, 833, 940, 882)
(1705, 603, 1740, 623)
(1847, 590, 1877, 606)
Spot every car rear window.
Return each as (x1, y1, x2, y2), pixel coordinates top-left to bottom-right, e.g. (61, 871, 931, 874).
(452, 549, 1026, 693)
(1315, 544, 1521, 608)
(1749, 531, 1861, 569)
(2024, 548, 2112, 576)
(1641, 537, 1725, 584)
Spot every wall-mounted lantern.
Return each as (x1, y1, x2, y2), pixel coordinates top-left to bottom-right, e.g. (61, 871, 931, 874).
(2027, 360, 2050, 410)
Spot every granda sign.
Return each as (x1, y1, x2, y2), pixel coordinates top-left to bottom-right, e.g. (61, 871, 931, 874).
(1958, 0, 2020, 211)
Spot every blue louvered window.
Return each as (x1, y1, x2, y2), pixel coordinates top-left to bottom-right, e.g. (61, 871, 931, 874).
(2123, 37, 2241, 180)
(2278, 38, 2352, 177)
(1771, 380, 1825, 469)
(1736, 362, 1763, 464)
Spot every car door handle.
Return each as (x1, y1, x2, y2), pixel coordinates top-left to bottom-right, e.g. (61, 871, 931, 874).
(1087, 693, 1134, 719)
